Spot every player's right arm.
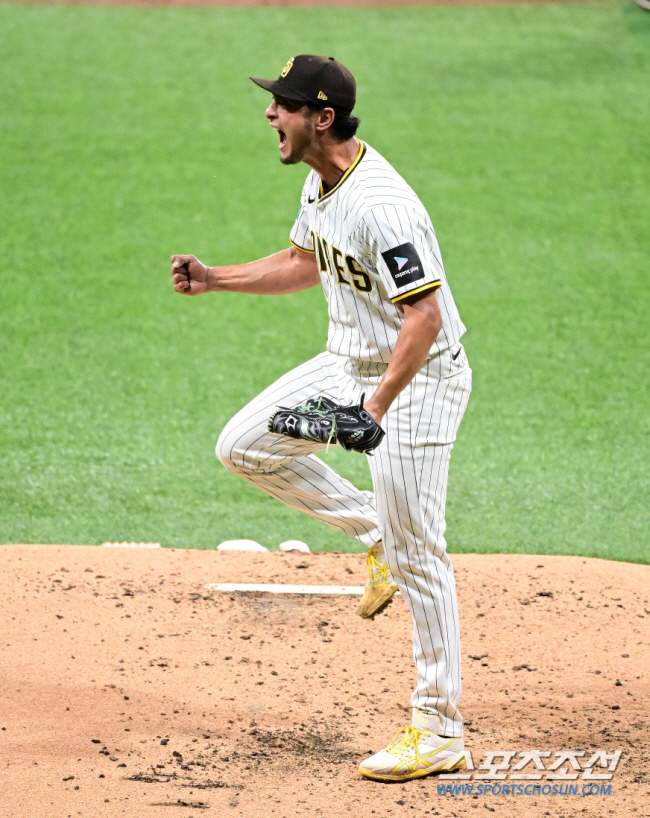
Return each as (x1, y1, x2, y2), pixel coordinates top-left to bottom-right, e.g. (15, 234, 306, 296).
(170, 246, 319, 296)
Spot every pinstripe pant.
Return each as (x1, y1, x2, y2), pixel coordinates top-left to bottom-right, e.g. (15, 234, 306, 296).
(216, 346, 471, 736)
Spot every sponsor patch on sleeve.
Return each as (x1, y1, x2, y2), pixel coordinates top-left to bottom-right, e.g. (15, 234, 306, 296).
(381, 242, 425, 288)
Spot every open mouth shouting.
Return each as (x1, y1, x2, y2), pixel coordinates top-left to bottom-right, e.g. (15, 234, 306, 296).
(266, 96, 312, 165)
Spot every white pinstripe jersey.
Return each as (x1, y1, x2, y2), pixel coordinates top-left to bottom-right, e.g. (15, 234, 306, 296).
(290, 141, 466, 364)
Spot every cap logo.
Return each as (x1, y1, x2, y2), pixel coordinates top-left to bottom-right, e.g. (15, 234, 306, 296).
(280, 57, 294, 78)
(317, 91, 328, 101)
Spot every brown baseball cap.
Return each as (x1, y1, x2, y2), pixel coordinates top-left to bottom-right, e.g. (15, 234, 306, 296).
(250, 54, 356, 115)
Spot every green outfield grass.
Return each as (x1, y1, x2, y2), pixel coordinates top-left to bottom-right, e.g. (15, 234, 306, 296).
(1, 2, 648, 562)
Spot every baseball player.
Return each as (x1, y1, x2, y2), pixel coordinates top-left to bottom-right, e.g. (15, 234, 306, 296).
(170, 54, 471, 782)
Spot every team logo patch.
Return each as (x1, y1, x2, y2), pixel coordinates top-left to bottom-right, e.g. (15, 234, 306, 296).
(381, 242, 425, 287)
(280, 57, 294, 78)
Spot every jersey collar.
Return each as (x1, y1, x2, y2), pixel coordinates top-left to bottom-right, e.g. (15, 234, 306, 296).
(318, 140, 366, 203)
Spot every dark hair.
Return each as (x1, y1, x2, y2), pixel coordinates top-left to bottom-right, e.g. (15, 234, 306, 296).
(305, 101, 361, 141)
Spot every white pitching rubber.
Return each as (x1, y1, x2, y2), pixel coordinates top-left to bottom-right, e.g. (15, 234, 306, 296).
(217, 539, 268, 552)
(205, 583, 365, 594)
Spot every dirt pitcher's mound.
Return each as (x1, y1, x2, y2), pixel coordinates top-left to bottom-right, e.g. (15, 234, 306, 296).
(0, 545, 647, 818)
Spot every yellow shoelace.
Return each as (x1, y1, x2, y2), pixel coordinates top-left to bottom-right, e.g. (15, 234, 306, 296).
(386, 726, 426, 758)
(367, 550, 392, 585)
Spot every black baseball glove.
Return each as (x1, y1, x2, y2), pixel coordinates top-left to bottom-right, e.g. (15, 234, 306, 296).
(268, 393, 385, 455)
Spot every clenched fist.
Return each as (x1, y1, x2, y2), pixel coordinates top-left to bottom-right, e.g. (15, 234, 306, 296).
(170, 254, 210, 296)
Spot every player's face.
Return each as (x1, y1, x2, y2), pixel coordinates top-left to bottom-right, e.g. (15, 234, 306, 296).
(265, 96, 317, 165)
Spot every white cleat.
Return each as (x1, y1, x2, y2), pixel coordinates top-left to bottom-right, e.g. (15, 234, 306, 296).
(359, 725, 466, 782)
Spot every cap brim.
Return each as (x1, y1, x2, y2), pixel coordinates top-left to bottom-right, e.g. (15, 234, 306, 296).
(249, 77, 310, 103)
(249, 77, 277, 93)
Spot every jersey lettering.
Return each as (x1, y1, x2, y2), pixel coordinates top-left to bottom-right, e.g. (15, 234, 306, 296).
(320, 238, 335, 276)
(312, 231, 329, 274)
(345, 256, 373, 293)
(311, 230, 374, 294)
(331, 246, 351, 286)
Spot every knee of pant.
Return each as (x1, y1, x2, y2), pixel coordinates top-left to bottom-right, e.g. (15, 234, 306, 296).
(215, 429, 244, 474)
(215, 426, 263, 475)
(382, 538, 449, 582)
(386, 556, 407, 583)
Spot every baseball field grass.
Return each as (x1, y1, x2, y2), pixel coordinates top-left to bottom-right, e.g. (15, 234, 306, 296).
(1, 1, 648, 561)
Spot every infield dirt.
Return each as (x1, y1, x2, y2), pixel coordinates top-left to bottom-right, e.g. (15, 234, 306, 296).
(0, 544, 647, 818)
